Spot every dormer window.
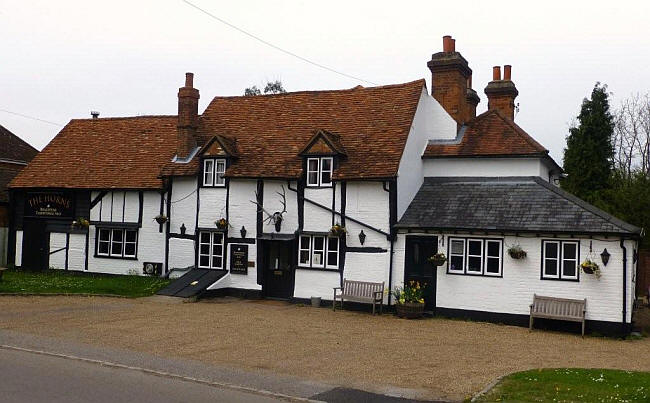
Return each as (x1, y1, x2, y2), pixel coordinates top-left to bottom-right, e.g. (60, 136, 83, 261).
(306, 157, 333, 187)
(203, 158, 226, 187)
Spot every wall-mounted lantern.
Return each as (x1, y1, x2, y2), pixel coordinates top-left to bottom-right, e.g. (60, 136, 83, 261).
(180, 223, 186, 235)
(359, 230, 366, 245)
(240, 226, 247, 238)
(600, 248, 610, 266)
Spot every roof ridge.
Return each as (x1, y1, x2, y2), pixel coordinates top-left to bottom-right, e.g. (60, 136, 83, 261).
(0, 124, 39, 154)
(208, 79, 426, 101)
(70, 115, 177, 122)
(532, 177, 641, 234)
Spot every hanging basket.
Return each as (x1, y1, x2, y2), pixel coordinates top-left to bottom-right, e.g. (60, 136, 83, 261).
(215, 218, 228, 230)
(428, 253, 447, 267)
(580, 259, 601, 279)
(154, 215, 168, 225)
(329, 224, 347, 237)
(395, 302, 425, 319)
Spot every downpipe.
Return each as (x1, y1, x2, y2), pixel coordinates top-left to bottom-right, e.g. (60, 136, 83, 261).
(620, 239, 627, 335)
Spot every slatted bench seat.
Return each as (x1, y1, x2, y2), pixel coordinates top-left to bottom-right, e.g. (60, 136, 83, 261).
(333, 279, 384, 315)
(530, 294, 587, 337)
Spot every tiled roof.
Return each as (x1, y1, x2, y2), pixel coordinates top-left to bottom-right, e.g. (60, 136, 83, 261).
(423, 109, 548, 158)
(0, 125, 38, 162)
(9, 116, 177, 189)
(396, 177, 640, 235)
(162, 80, 425, 179)
(0, 162, 25, 203)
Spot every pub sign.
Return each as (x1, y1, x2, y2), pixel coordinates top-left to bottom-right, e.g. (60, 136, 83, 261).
(24, 192, 74, 218)
(230, 244, 249, 274)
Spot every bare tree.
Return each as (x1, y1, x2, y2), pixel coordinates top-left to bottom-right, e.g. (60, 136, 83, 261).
(613, 93, 650, 179)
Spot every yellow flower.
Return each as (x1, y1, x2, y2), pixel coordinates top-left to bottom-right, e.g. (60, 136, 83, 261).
(418, 298, 424, 303)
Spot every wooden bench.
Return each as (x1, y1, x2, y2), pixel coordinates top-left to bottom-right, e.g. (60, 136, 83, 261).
(333, 279, 384, 315)
(529, 294, 587, 337)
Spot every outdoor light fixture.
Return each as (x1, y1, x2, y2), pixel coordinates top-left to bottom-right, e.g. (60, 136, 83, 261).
(180, 223, 186, 235)
(359, 230, 366, 245)
(600, 248, 610, 266)
(240, 226, 247, 238)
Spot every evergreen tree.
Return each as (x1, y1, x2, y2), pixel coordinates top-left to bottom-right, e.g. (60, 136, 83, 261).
(561, 83, 615, 203)
(244, 81, 286, 96)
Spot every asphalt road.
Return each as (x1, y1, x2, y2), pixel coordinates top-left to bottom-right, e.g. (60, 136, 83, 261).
(0, 348, 284, 403)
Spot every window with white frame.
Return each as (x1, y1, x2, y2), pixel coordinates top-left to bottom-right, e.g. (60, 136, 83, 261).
(542, 240, 579, 280)
(96, 228, 138, 258)
(198, 232, 225, 269)
(306, 157, 333, 187)
(203, 158, 226, 187)
(447, 237, 503, 276)
(298, 234, 339, 269)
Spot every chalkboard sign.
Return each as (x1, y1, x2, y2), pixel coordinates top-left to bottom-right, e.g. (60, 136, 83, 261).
(24, 192, 74, 219)
(230, 244, 248, 274)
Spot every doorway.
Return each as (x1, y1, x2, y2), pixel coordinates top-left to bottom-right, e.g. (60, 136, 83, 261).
(262, 240, 295, 299)
(21, 220, 50, 271)
(404, 236, 438, 310)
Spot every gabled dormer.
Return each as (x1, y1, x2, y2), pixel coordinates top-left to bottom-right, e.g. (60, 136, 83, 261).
(298, 130, 346, 188)
(199, 135, 238, 187)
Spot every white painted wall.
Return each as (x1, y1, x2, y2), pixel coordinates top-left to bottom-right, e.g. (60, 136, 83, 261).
(393, 232, 636, 323)
(67, 233, 86, 271)
(49, 232, 67, 269)
(224, 242, 260, 290)
(397, 87, 457, 219)
(423, 157, 548, 178)
(90, 191, 142, 223)
(170, 177, 198, 234)
(293, 269, 340, 299)
(168, 238, 194, 270)
(198, 187, 227, 228)
(87, 191, 165, 275)
(265, 180, 299, 234)
(227, 180, 258, 238)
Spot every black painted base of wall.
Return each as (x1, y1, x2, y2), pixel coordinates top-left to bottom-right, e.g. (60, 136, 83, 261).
(435, 307, 632, 337)
(200, 287, 263, 300)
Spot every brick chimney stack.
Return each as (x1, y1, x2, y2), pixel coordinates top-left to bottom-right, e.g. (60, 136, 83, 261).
(484, 65, 519, 120)
(177, 72, 199, 159)
(427, 35, 480, 126)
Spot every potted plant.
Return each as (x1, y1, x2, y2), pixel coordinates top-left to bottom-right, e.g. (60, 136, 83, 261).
(154, 214, 168, 225)
(329, 223, 346, 237)
(428, 252, 447, 267)
(581, 259, 601, 279)
(71, 217, 89, 229)
(215, 218, 228, 230)
(507, 244, 527, 259)
(392, 281, 426, 319)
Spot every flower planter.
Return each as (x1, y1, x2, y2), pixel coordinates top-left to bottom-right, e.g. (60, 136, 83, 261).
(215, 219, 228, 230)
(429, 258, 446, 267)
(582, 265, 595, 274)
(395, 302, 425, 319)
(508, 250, 527, 259)
(154, 215, 168, 225)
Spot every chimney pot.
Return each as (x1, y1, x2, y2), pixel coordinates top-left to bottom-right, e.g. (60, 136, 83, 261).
(185, 72, 194, 88)
(492, 66, 501, 81)
(503, 65, 512, 81)
(442, 35, 452, 53)
(450, 38, 456, 52)
(90, 111, 100, 119)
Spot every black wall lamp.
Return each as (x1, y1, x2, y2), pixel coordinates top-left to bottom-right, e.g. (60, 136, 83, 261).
(240, 226, 247, 238)
(359, 230, 366, 245)
(180, 223, 186, 235)
(600, 248, 610, 266)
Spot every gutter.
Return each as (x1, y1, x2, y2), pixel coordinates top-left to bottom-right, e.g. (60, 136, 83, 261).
(620, 239, 627, 334)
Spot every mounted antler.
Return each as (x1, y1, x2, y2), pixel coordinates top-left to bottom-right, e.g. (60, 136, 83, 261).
(250, 185, 288, 232)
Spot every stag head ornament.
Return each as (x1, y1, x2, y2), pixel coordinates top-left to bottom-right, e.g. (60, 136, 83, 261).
(250, 185, 287, 232)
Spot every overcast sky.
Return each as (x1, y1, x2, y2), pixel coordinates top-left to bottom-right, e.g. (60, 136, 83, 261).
(3, 0, 650, 163)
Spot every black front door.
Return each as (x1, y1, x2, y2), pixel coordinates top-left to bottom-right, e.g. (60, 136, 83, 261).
(21, 220, 50, 271)
(404, 236, 437, 310)
(263, 240, 295, 299)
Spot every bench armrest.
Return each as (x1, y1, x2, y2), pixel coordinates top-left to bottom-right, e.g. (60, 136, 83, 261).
(373, 290, 383, 297)
(333, 286, 342, 291)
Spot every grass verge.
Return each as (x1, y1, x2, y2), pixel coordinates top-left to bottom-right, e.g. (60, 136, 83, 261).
(475, 368, 650, 402)
(0, 269, 170, 298)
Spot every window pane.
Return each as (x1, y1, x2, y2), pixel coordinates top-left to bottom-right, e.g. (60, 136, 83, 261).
(200, 244, 209, 255)
(99, 229, 110, 241)
(212, 244, 222, 256)
(213, 233, 223, 243)
(327, 252, 338, 267)
(212, 256, 222, 268)
(487, 241, 500, 257)
(124, 243, 136, 256)
(98, 241, 109, 254)
(313, 236, 324, 251)
(313, 252, 324, 266)
(468, 256, 482, 272)
(563, 242, 577, 260)
(111, 242, 123, 255)
(321, 170, 331, 185)
(563, 260, 577, 277)
(112, 230, 123, 242)
(450, 255, 464, 272)
(451, 240, 464, 255)
(199, 256, 209, 267)
(299, 251, 310, 264)
(486, 257, 500, 273)
(125, 230, 137, 243)
(204, 160, 214, 186)
(545, 242, 558, 258)
(300, 236, 310, 249)
(321, 158, 332, 171)
(215, 160, 226, 185)
(544, 259, 558, 276)
(468, 240, 482, 256)
(200, 232, 210, 243)
(328, 237, 338, 251)
(307, 172, 318, 186)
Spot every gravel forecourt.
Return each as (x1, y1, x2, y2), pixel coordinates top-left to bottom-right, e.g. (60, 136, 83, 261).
(1, 296, 649, 401)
